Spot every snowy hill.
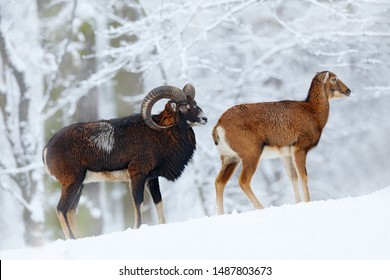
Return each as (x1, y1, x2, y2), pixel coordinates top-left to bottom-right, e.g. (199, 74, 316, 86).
(1, 187, 389, 260)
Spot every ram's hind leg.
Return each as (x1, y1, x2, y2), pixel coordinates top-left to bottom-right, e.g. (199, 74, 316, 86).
(215, 156, 239, 215)
(238, 152, 264, 210)
(56, 175, 85, 239)
(146, 178, 166, 224)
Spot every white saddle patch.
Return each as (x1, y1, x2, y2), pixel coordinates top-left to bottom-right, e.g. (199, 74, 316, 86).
(91, 123, 115, 153)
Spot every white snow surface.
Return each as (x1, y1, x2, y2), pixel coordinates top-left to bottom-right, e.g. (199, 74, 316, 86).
(1, 187, 389, 260)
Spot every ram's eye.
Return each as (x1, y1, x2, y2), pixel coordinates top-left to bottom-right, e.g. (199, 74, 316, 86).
(179, 105, 190, 112)
(331, 78, 337, 82)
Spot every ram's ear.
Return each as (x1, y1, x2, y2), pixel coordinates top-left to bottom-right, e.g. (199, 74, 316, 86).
(170, 102, 177, 112)
(323, 71, 329, 84)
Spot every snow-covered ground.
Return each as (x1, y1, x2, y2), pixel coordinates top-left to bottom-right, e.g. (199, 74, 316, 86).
(1, 186, 389, 260)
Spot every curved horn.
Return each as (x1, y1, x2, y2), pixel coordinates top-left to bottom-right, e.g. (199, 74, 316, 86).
(183, 83, 195, 99)
(141, 85, 187, 131)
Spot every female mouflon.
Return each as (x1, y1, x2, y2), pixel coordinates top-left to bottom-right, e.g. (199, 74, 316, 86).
(213, 71, 351, 214)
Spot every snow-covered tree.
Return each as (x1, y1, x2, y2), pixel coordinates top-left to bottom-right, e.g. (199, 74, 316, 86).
(0, 0, 46, 247)
(0, 0, 120, 246)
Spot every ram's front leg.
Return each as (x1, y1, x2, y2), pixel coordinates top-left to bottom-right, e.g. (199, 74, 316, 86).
(146, 178, 166, 224)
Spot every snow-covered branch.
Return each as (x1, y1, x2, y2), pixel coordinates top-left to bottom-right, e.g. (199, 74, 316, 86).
(0, 163, 44, 176)
(40, 0, 78, 114)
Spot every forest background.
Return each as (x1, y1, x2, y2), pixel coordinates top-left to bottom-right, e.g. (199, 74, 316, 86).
(1, 0, 389, 249)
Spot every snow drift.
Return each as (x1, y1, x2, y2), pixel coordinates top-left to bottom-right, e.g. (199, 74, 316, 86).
(1, 187, 389, 260)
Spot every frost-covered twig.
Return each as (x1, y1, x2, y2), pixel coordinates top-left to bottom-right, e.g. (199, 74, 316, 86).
(0, 176, 31, 211)
(0, 163, 43, 176)
(43, 50, 132, 119)
(40, 0, 78, 114)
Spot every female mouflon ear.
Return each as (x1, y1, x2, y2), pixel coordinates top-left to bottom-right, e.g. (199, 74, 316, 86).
(322, 71, 330, 84)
